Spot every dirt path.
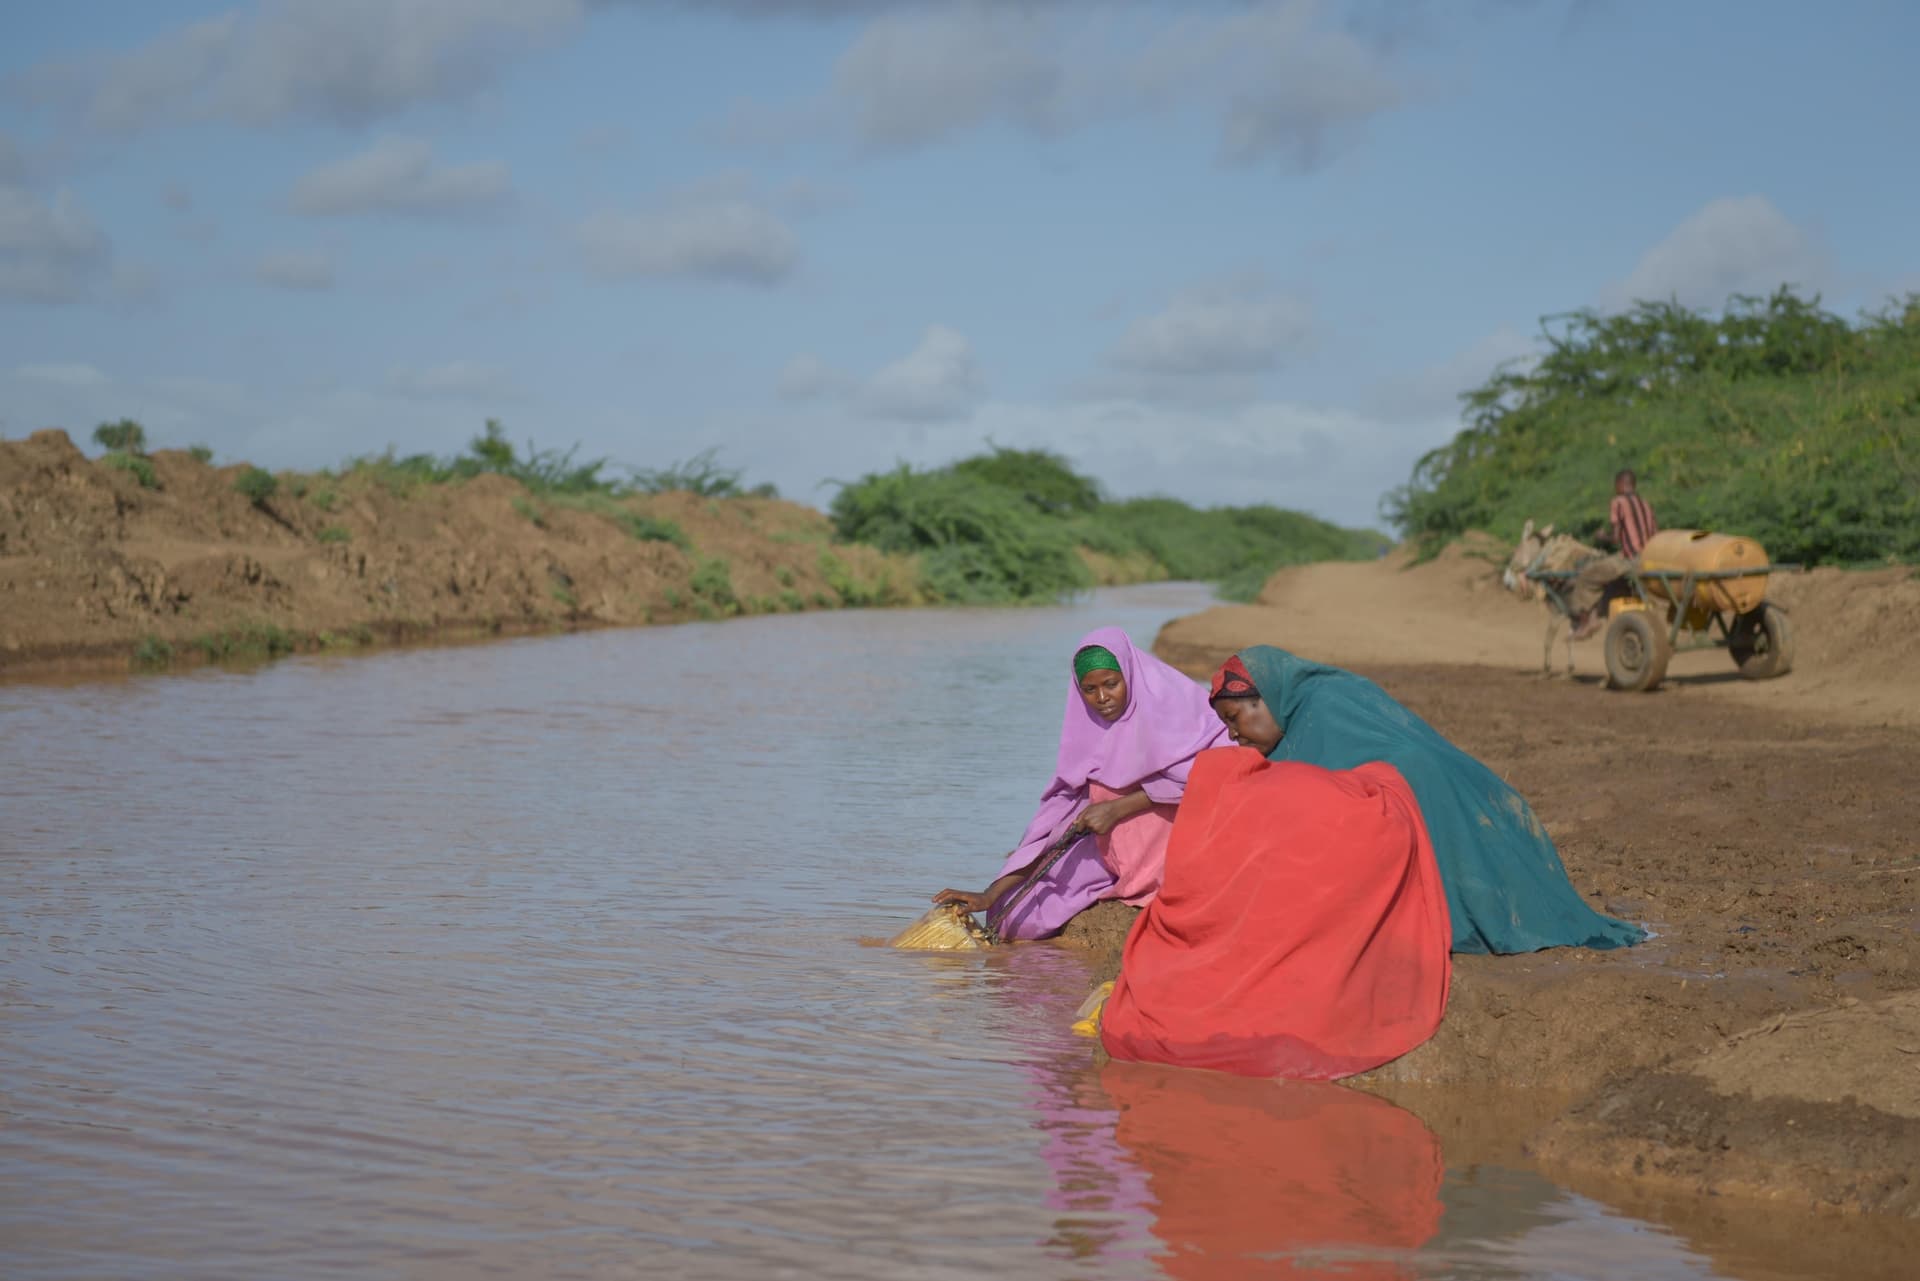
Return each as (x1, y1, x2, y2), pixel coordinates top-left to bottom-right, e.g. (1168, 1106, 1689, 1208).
(1121, 547, 1920, 1219)
(1155, 540, 1920, 730)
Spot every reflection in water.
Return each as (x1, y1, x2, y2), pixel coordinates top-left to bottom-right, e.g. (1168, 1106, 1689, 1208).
(991, 941, 1444, 1279)
(1098, 1064, 1443, 1280)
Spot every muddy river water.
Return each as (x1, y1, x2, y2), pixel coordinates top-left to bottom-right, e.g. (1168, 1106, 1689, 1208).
(0, 585, 1856, 1279)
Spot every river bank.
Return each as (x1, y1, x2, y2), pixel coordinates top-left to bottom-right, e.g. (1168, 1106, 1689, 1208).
(1079, 547, 1920, 1221)
(0, 429, 935, 675)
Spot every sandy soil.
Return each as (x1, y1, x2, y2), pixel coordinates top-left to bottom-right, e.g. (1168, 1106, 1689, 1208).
(1089, 544, 1920, 1219)
(1156, 538, 1920, 730)
(0, 430, 919, 673)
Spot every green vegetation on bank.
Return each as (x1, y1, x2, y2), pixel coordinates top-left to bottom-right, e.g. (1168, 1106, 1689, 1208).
(72, 417, 1381, 610)
(1386, 288, 1920, 565)
(830, 446, 1385, 604)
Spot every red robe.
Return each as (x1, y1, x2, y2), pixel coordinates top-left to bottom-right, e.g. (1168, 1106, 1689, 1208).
(1100, 751, 1451, 1079)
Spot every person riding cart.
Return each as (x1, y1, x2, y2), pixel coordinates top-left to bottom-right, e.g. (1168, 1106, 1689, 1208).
(1568, 468, 1657, 640)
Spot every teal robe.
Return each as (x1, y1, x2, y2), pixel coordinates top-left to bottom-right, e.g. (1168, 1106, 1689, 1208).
(1236, 645, 1643, 955)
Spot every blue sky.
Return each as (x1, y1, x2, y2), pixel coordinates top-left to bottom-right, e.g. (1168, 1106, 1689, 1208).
(2, 0, 1914, 527)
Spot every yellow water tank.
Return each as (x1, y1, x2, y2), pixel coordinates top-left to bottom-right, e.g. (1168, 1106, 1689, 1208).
(1637, 530, 1770, 615)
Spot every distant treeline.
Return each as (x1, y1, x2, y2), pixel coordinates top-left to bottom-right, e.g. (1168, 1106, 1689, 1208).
(828, 447, 1386, 603)
(1385, 288, 1920, 565)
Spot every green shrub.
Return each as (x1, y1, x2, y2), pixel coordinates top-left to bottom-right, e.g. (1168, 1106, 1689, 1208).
(827, 453, 1381, 603)
(630, 447, 747, 497)
(317, 525, 351, 544)
(1214, 564, 1275, 604)
(92, 419, 147, 454)
(192, 624, 297, 661)
(1086, 498, 1385, 584)
(342, 450, 445, 497)
(817, 549, 883, 607)
(101, 451, 157, 489)
(512, 496, 546, 528)
(621, 514, 688, 547)
(779, 589, 805, 611)
(951, 445, 1103, 515)
(188, 444, 213, 464)
(234, 467, 278, 506)
(310, 488, 338, 512)
(829, 465, 1091, 603)
(465, 419, 614, 493)
(132, 635, 173, 667)
(690, 556, 738, 613)
(1385, 288, 1920, 565)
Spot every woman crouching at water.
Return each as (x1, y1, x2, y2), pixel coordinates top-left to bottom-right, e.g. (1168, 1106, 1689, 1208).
(932, 628, 1229, 940)
(1209, 645, 1642, 955)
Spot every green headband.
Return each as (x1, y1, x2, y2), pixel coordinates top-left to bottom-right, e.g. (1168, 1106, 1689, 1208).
(1073, 645, 1122, 681)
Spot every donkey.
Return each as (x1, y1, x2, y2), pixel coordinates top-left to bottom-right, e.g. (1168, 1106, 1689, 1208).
(1502, 519, 1607, 677)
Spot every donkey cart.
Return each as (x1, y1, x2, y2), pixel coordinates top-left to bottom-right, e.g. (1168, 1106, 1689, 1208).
(1525, 530, 1798, 693)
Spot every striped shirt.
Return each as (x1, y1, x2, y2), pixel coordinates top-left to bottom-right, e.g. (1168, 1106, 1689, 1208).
(1610, 492, 1658, 559)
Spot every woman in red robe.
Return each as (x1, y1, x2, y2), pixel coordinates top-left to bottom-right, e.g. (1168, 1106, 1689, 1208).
(1098, 660, 1454, 1079)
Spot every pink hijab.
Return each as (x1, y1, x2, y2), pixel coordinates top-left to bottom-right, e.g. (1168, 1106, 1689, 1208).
(1046, 626, 1231, 804)
(993, 628, 1231, 938)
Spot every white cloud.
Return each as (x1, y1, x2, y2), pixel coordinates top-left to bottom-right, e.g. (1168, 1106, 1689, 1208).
(254, 249, 336, 292)
(1107, 284, 1315, 378)
(729, 0, 1405, 169)
(20, 0, 587, 131)
(777, 354, 851, 402)
(1604, 195, 1826, 310)
(832, 7, 1062, 149)
(1112, 2, 1404, 168)
(0, 184, 111, 303)
(289, 138, 511, 217)
(385, 360, 516, 400)
(1370, 325, 1538, 421)
(778, 324, 987, 423)
(575, 188, 800, 285)
(0, 131, 23, 183)
(859, 325, 985, 422)
(13, 362, 109, 388)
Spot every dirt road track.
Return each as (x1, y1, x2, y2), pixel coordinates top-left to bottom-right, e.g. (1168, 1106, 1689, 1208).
(1156, 539, 1920, 730)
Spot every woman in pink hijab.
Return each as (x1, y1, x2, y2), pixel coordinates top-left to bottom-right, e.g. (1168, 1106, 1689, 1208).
(933, 627, 1230, 939)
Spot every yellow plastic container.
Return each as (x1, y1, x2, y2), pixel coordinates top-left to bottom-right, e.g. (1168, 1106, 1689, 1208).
(1636, 530, 1770, 615)
(888, 903, 993, 951)
(1070, 982, 1115, 1037)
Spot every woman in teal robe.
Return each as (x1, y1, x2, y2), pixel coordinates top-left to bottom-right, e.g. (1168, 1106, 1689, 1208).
(1216, 645, 1642, 955)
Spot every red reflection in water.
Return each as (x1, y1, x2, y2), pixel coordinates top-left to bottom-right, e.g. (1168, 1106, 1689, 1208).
(1099, 1062, 1445, 1280)
(988, 941, 1443, 1277)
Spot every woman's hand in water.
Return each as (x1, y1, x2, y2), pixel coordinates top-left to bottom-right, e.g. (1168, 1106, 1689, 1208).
(1074, 791, 1152, 836)
(932, 888, 993, 914)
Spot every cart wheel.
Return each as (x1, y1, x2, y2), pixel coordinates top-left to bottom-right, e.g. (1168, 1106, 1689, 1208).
(1605, 610, 1671, 692)
(1730, 603, 1795, 680)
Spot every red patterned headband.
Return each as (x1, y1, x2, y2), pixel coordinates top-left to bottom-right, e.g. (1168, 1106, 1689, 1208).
(1209, 655, 1257, 700)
